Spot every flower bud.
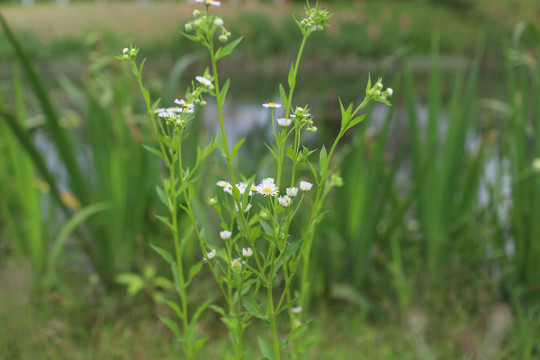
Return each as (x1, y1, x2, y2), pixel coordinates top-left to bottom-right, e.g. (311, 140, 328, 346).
(185, 23, 193, 32)
(219, 34, 228, 43)
(214, 18, 224, 26)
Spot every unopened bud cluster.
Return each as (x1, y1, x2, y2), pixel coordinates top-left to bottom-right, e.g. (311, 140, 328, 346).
(367, 78, 393, 104)
(185, 8, 231, 44)
(292, 106, 317, 133)
(117, 46, 138, 61)
(299, 3, 332, 36)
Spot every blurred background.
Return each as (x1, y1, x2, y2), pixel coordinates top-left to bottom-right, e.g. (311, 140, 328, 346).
(1, 0, 539, 358)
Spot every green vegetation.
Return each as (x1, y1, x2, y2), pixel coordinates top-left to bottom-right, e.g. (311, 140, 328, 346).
(1, 1, 540, 359)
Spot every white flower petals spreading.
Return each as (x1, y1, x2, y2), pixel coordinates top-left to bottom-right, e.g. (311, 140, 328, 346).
(263, 102, 281, 108)
(291, 306, 303, 314)
(196, 76, 213, 86)
(286, 187, 298, 198)
(242, 248, 253, 257)
(231, 258, 242, 269)
(195, 0, 220, 6)
(256, 178, 279, 197)
(278, 195, 291, 207)
(203, 249, 216, 263)
(220, 230, 232, 240)
(277, 118, 292, 127)
(217, 180, 233, 194)
(174, 98, 195, 111)
(299, 181, 313, 192)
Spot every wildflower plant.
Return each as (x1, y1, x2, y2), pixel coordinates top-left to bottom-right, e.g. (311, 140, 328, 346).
(118, 2, 391, 359)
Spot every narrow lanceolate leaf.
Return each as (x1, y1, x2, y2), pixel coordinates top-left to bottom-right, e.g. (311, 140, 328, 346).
(319, 145, 328, 178)
(159, 316, 182, 339)
(216, 36, 243, 60)
(288, 62, 296, 90)
(258, 336, 275, 360)
(150, 243, 174, 265)
(186, 261, 204, 286)
(156, 185, 172, 211)
(164, 300, 184, 320)
(143, 144, 170, 166)
(219, 78, 231, 105)
(231, 137, 245, 160)
(155, 214, 174, 231)
(345, 114, 367, 132)
(242, 297, 266, 320)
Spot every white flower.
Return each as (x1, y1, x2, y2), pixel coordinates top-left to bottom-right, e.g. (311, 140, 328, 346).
(277, 118, 292, 127)
(213, 18, 224, 26)
(299, 181, 313, 192)
(293, 319, 302, 328)
(203, 249, 216, 263)
(256, 178, 279, 197)
(278, 195, 291, 207)
(217, 180, 233, 195)
(231, 258, 242, 269)
(236, 182, 256, 196)
(174, 98, 194, 108)
(195, 0, 220, 6)
(292, 306, 303, 314)
(263, 102, 281, 108)
(220, 230, 232, 240)
(235, 203, 253, 212)
(196, 76, 213, 86)
(242, 248, 253, 257)
(286, 187, 298, 198)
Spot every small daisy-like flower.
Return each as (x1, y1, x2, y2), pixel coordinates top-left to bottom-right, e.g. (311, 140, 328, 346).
(235, 203, 253, 212)
(278, 195, 292, 207)
(263, 102, 281, 108)
(174, 98, 195, 110)
(293, 319, 302, 328)
(277, 118, 292, 127)
(203, 249, 216, 263)
(236, 182, 256, 196)
(286, 187, 298, 198)
(220, 230, 232, 240)
(291, 306, 303, 314)
(217, 180, 233, 195)
(242, 248, 253, 257)
(299, 181, 313, 192)
(256, 178, 279, 197)
(196, 76, 213, 86)
(195, 0, 220, 6)
(231, 258, 242, 269)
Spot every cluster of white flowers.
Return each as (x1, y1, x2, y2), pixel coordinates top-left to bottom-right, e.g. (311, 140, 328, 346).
(216, 179, 312, 202)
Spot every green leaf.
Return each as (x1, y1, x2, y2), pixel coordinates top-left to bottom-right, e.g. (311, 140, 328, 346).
(275, 239, 301, 272)
(186, 261, 204, 286)
(344, 114, 367, 132)
(216, 36, 243, 60)
(143, 144, 170, 166)
(257, 336, 274, 360)
(231, 137, 245, 160)
(217, 131, 228, 158)
(150, 243, 174, 265)
(159, 316, 182, 339)
(194, 336, 209, 353)
(287, 62, 296, 90)
(156, 185, 172, 211)
(155, 214, 174, 231)
(219, 78, 231, 105)
(319, 145, 328, 178)
(242, 297, 266, 320)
